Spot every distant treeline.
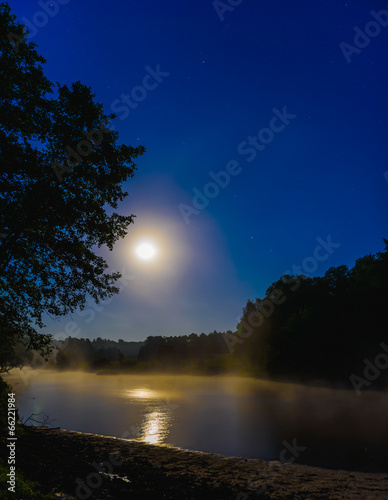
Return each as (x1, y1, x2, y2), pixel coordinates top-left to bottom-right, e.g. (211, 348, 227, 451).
(18, 331, 240, 375)
(48, 333, 237, 373)
(136, 331, 238, 374)
(16, 338, 144, 371)
(17, 240, 388, 387)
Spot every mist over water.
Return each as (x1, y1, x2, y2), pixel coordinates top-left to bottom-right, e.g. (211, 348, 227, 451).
(5, 369, 388, 471)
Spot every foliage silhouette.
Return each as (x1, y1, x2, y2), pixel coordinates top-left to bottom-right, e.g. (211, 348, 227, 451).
(234, 240, 388, 387)
(0, 3, 145, 371)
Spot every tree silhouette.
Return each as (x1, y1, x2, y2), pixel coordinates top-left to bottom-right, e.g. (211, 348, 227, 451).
(234, 240, 388, 385)
(0, 3, 145, 371)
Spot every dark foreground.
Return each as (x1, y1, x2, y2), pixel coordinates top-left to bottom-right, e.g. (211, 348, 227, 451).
(13, 427, 388, 499)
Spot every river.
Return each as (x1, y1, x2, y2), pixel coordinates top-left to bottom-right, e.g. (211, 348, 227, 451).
(4, 369, 388, 471)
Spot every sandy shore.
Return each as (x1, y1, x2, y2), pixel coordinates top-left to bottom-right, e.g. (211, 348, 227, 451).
(12, 427, 388, 499)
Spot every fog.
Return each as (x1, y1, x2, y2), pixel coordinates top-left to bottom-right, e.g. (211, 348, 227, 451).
(5, 369, 388, 471)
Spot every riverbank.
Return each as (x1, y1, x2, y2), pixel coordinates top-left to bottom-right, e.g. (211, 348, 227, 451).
(9, 426, 388, 499)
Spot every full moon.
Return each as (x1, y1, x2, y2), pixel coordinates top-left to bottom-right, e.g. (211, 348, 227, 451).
(136, 242, 157, 260)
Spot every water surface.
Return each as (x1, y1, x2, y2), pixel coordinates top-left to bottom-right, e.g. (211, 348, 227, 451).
(5, 369, 388, 470)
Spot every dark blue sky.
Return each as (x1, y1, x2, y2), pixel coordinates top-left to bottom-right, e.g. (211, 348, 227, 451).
(9, 0, 388, 341)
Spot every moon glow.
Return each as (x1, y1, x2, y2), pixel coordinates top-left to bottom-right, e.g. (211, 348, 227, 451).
(136, 242, 157, 260)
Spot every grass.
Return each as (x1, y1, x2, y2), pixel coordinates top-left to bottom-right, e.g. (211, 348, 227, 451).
(0, 462, 52, 500)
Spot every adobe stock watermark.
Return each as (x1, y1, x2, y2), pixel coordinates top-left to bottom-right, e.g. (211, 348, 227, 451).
(16, 267, 135, 387)
(52, 267, 135, 342)
(75, 396, 179, 498)
(179, 106, 296, 224)
(213, 0, 244, 22)
(50, 65, 168, 181)
(224, 235, 341, 352)
(340, 7, 388, 63)
(7, 0, 71, 53)
(75, 425, 140, 500)
(236, 438, 307, 499)
(349, 342, 388, 395)
(109, 65, 170, 126)
(51, 118, 113, 182)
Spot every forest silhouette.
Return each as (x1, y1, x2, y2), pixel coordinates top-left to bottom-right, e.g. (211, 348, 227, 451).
(14, 240, 388, 391)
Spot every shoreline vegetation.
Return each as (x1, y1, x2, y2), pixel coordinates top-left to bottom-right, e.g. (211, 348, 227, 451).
(5, 426, 388, 499)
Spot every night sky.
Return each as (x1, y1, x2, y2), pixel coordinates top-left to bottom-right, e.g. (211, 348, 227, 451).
(9, 0, 388, 341)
